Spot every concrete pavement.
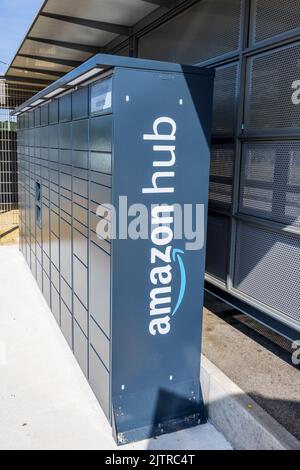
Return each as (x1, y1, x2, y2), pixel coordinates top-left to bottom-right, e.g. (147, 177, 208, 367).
(0, 245, 231, 450)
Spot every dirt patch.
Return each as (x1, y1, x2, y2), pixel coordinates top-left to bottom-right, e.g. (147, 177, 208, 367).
(0, 227, 19, 246)
(0, 210, 19, 246)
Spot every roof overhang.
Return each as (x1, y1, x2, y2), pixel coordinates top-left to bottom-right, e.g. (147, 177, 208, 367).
(5, 0, 187, 88)
(11, 52, 213, 115)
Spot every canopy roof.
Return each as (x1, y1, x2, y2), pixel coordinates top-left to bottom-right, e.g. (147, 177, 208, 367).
(5, 0, 182, 88)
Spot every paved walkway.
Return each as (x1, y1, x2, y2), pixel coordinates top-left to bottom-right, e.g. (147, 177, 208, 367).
(0, 246, 231, 450)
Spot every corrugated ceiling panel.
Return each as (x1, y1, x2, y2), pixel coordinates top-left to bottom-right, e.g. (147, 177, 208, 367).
(5, 0, 165, 86)
(20, 40, 92, 61)
(30, 17, 117, 46)
(12, 56, 72, 73)
(43, 0, 157, 25)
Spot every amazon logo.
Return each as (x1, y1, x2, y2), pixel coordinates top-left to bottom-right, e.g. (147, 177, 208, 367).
(171, 248, 186, 317)
(147, 206, 187, 336)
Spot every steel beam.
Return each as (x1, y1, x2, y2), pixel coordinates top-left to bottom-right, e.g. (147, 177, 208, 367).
(40, 12, 132, 36)
(140, 0, 174, 7)
(4, 75, 52, 85)
(28, 36, 103, 54)
(18, 54, 81, 68)
(10, 66, 64, 78)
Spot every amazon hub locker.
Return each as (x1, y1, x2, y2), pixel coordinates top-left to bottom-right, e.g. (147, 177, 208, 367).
(13, 55, 214, 444)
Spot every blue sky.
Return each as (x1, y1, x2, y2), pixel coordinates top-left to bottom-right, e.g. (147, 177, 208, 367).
(0, 0, 43, 75)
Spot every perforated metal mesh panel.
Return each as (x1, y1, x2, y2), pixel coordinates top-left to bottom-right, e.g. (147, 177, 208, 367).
(209, 144, 234, 209)
(138, 0, 242, 64)
(0, 119, 17, 209)
(206, 213, 230, 282)
(245, 43, 300, 132)
(134, 0, 300, 334)
(112, 43, 130, 57)
(234, 222, 300, 324)
(251, 0, 300, 44)
(240, 141, 300, 227)
(0, 80, 38, 230)
(212, 63, 239, 136)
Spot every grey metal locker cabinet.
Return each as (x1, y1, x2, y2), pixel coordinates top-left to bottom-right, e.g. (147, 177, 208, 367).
(13, 55, 214, 444)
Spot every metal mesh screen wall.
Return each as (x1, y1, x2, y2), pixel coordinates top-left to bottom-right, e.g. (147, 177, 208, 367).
(245, 43, 300, 132)
(209, 144, 234, 209)
(234, 222, 300, 323)
(136, 0, 300, 334)
(0, 80, 38, 231)
(206, 213, 230, 282)
(212, 63, 239, 136)
(240, 142, 300, 227)
(250, 0, 300, 44)
(138, 0, 242, 64)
